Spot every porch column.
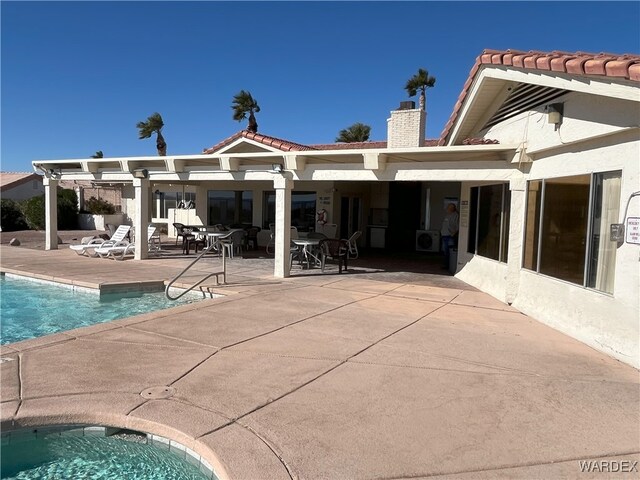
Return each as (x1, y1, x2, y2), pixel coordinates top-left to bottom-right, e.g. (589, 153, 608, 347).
(273, 174, 293, 278)
(133, 178, 150, 260)
(505, 176, 526, 304)
(44, 177, 58, 250)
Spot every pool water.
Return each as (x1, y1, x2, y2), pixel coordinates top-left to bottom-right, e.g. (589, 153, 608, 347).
(0, 275, 204, 345)
(0, 433, 213, 479)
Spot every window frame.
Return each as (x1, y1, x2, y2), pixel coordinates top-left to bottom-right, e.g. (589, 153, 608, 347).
(467, 183, 511, 263)
(522, 170, 622, 294)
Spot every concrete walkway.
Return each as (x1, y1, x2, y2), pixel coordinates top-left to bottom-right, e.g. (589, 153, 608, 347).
(1, 245, 639, 479)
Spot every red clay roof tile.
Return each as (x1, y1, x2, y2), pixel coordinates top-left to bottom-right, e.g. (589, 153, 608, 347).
(440, 49, 640, 143)
(203, 130, 317, 154)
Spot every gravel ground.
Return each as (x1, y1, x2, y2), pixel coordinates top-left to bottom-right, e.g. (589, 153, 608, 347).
(0, 229, 108, 250)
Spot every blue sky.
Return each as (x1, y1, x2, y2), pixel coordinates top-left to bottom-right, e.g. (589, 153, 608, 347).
(2, 1, 639, 172)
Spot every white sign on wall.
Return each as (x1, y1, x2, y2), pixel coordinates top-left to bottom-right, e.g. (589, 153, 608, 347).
(626, 217, 640, 245)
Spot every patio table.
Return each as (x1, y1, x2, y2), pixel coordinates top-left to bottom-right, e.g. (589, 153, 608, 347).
(292, 238, 322, 268)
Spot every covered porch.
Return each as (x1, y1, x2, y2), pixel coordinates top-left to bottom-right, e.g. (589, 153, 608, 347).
(33, 141, 520, 278)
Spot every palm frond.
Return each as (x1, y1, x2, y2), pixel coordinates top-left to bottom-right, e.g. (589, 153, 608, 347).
(336, 122, 371, 143)
(137, 112, 164, 139)
(404, 68, 436, 97)
(232, 90, 260, 131)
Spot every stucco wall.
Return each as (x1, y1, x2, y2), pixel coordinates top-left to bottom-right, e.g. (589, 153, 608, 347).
(1, 179, 44, 201)
(457, 95, 640, 368)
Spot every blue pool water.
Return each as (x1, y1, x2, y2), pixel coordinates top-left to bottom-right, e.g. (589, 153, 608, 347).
(1, 433, 213, 479)
(0, 275, 203, 345)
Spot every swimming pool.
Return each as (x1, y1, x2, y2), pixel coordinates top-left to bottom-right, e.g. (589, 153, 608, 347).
(1, 426, 217, 479)
(0, 274, 208, 345)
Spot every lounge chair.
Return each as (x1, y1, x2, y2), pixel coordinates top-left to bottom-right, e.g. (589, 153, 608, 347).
(95, 225, 158, 260)
(69, 225, 131, 257)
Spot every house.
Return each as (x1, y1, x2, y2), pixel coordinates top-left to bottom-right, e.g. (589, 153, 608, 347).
(0, 172, 44, 201)
(32, 49, 640, 368)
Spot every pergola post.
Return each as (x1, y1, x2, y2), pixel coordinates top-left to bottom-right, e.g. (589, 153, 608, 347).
(505, 176, 526, 304)
(273, 174, 293, 278)
(43, 176, 58, 250)
(133, 178, 150, 260)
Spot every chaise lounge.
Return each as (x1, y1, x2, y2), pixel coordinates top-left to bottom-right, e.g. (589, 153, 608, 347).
(69, 225, 131, 257)
(95, 226, 158, 260)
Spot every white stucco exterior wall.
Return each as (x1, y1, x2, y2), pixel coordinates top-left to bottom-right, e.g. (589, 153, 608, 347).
(456, 92, 640, 368)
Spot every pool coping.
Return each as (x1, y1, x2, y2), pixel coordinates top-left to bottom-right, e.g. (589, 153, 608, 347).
(1, 267, 166, 294)
(0, 424, 220, 479)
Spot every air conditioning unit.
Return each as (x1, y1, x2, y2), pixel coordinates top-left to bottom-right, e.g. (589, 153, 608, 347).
(415, 230, 440, 252)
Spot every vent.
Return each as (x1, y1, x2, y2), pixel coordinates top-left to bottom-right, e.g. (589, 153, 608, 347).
(483, 84, 568, 129)
(398, 101, 416, 110)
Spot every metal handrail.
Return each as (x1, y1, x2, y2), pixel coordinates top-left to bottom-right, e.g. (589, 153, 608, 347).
(165, 232, 232, 300)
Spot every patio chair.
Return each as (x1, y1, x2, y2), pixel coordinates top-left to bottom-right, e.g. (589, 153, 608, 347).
(246, 226, 261, 250)
(318, 238, 349, 274)
(344, 230, 362, 259)
(266, 226, 298, 255)
(95, 226, 158, 260)
(69, 225, 131, 257)
(219, 229, 247, 258)
(322, 223, 338, 239)
(181, 226, 203, 254)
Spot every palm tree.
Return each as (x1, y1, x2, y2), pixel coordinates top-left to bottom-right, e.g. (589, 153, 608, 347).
(404, 68, 436, 110)
(231, 90, 260, 133)
(335, 123, 371, 143)
(90, 151, 103, 158)
(136, 112, 167, 156)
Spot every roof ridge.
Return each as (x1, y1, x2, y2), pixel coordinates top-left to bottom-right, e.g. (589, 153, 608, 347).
(440, 48, 640, 144)
(203, 130, 316, 154)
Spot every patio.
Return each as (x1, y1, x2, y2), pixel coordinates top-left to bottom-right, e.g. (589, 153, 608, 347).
(1, 240, 639, 479)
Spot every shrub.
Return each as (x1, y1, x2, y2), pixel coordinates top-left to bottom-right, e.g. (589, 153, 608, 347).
(0, 199, 28, 231)
(57, 188, 78, 229)
(84, 196, 116, 215)
(21, 195, 45, 229)
(20, 188, 78, 230)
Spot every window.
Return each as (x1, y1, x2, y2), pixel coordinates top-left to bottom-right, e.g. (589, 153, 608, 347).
(523, 172, 621, 293)
(263, 191, 316, 232)
(154, 191, 196, 219)
(467, 184, 510, 263)
(207, 190, 252, 226)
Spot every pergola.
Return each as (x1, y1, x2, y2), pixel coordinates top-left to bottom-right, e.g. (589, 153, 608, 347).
(33, 142, 520, 278)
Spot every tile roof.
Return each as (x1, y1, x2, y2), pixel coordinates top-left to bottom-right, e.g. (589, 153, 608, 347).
(203, 133, 448, 154)
(0, 172, 42, 189)
(311, 140, 441, 150)
(440, 49, 640, 145)
(203, 130, 317, 154)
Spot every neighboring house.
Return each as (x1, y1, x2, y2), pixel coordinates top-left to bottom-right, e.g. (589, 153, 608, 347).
(0, 172, 44, 201)
(58, 179, 124, 213)
(32, 49, 640, 368)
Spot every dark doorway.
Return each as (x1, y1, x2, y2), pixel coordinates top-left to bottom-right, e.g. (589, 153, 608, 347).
(388, 182, 421, 251)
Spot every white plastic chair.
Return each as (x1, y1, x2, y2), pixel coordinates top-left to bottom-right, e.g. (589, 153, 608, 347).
(69, 225, 131, 257)
(95, 226, 157, 260)
(345, 231, 362, 259)
(322, 223, 337, 239)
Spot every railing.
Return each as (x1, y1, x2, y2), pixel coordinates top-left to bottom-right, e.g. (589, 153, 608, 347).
(165, 233, 231, 301)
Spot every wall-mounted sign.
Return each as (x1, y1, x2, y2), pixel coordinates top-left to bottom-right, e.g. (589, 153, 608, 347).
(460, 200, 469, 228)
(626, 217, 640, 245)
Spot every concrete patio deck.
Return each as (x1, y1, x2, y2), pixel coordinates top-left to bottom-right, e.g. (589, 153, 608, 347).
(1, 243, 639, 479)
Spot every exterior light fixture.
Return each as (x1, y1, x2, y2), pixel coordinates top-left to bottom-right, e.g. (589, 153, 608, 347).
(133, 168, 149, 179)
(547, 103, 563, 125)
(271, 163, 283, 173)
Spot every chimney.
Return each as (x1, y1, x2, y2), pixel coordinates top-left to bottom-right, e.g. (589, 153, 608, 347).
(387, 101, 426, 148)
